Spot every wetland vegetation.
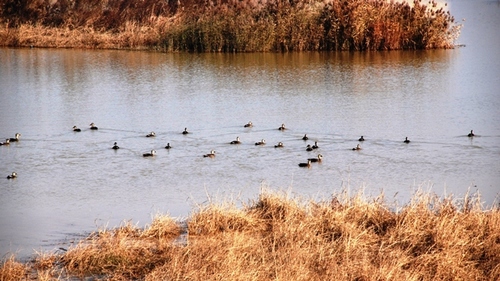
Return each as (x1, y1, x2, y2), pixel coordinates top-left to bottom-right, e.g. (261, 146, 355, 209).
(0, 0, 461, 51)
(1, 190, 499, 280)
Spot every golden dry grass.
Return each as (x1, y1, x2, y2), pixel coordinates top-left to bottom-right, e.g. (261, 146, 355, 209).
(1, 190, 499, 280)
(0, 0, 462, 51)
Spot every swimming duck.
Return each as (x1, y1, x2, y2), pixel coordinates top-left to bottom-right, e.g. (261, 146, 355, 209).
(9, 133, 20, 142)
(182, 128, 189, 134)
(255, 139, 266, 146)
(312, 141, 319, 149)
(146, 132, 156, 137)
(404, 137, 410, 143)
(302, 134, 309, 140)
(274, 142, 284, 148)
(358, 136, 365, 141)
(73, 126, 81, 132)
(352, 144, 361, 150)
(112, 142, 120, 150)
(278, 123, 286, 130)
(298, 160, 312, 168)
(7, 172, 17, 179)
(306, 144, 313, 151)
(89, 123, 98, 130)
(203, 150, 216, 158)
(468, 130, 475, 137)
(165, 143, 172, 149)
(230, 137, 241, 144)
(0, 139, 9, 145)
(244, 121, 253, 128)
(308, 154, 323, 163)
(143, 150, 156, 157)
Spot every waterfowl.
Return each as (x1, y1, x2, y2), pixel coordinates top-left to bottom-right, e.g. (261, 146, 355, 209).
(306, 144, 313, 151)
(230, 137, 241, 144)
(143, 150, 156, 157)
(302, 134, 309, 140)
(298, 160, 312, 168)
(468, 130, 475, 137)
(146, 132, 156, 137)
(9, 133, 20, 142)
(352, 144, 361, 150)
(182, 128, 189, 134)
(308, 154, 323, 163)
(244, 121, 253, 128)
(274, 142, 284, 148)
(404, 137, 410, 143)
(255, 139, 266, 146)
(7, 172, 17, 179)
(73, 126, 81, 132)
(203, 150, 216, 158)
(165, 143, 172, 149)
(358, 136, 365, 141)
(112, 142, 120, 150)
(278, 123, 286, 130)
(89, 123, 98, 130)
(312, 141, 319, 149)
(0, 139, 9, 145)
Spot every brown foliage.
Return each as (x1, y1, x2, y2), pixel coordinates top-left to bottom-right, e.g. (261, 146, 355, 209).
(0, 0, 461, 51)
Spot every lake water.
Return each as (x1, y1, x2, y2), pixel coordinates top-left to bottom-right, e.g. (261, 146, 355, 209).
(1, 0, 499, 259)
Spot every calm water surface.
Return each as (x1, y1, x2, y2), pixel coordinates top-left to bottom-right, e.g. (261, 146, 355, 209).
(1, 0, 499, 259)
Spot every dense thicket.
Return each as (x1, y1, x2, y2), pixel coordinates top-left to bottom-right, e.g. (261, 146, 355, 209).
(0, 0, 461, 51)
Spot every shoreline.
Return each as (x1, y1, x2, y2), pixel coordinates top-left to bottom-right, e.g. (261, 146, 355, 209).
(1, 190, 499, 280)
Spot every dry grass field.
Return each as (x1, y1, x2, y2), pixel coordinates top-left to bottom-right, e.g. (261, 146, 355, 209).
(0, 0, 462, 51)
(1, 189, 499, 280)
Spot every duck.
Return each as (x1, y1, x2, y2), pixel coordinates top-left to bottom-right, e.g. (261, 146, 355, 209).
(9, 133, 21, 142)
(0, 139, 9, 146)
(165, 143, 172, 149)
(306, 144, 313, 151)
(112, 142, 120, 150)
(230, 137, 241, 144)
(244, 121, 253, 128)
(468, 130, 475, 137)
(73, 126, 81, 132)
(308, 154, 323, 163)
(89, 123, 98, 130)
(146, 131, 156, 137)
(352, 144, 361, 150)
(312, 141, 319, 149)
(298, 160, 312, 168)
(7, 172, 17, 179)
(182, 128, 189, 134)
(143, 150, 156, 157)
(278, 123, 286, 130)
(404, 137, 410, 143)
(358, 136, 365, 141)
(302, 134, 309, 140)
(274, 142, 284, 148)
(255, 139, 266, 146)
(203, 150, 216, 158)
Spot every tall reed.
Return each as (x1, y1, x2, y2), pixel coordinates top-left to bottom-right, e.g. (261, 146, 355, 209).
(1, 190, 498, 280)
(0, 0, 462, 51)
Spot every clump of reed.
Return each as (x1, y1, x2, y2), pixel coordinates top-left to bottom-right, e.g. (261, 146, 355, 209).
(0, 0, 462, 51)
(1, 190, 498, 280)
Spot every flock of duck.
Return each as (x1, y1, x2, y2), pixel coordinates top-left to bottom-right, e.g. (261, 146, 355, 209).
(2, 123, 477, 179)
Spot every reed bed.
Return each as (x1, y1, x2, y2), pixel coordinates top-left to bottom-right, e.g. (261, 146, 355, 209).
(1, 190, 499, 280)
(0, 0, 461, 51)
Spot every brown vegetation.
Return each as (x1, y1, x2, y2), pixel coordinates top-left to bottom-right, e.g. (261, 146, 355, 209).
(0, 0, 461, 51)
(1, 190, 499, 280)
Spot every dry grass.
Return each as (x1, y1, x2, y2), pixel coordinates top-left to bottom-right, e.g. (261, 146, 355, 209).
(1, 189, 499, 280)
(0, 0, 462, 51)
